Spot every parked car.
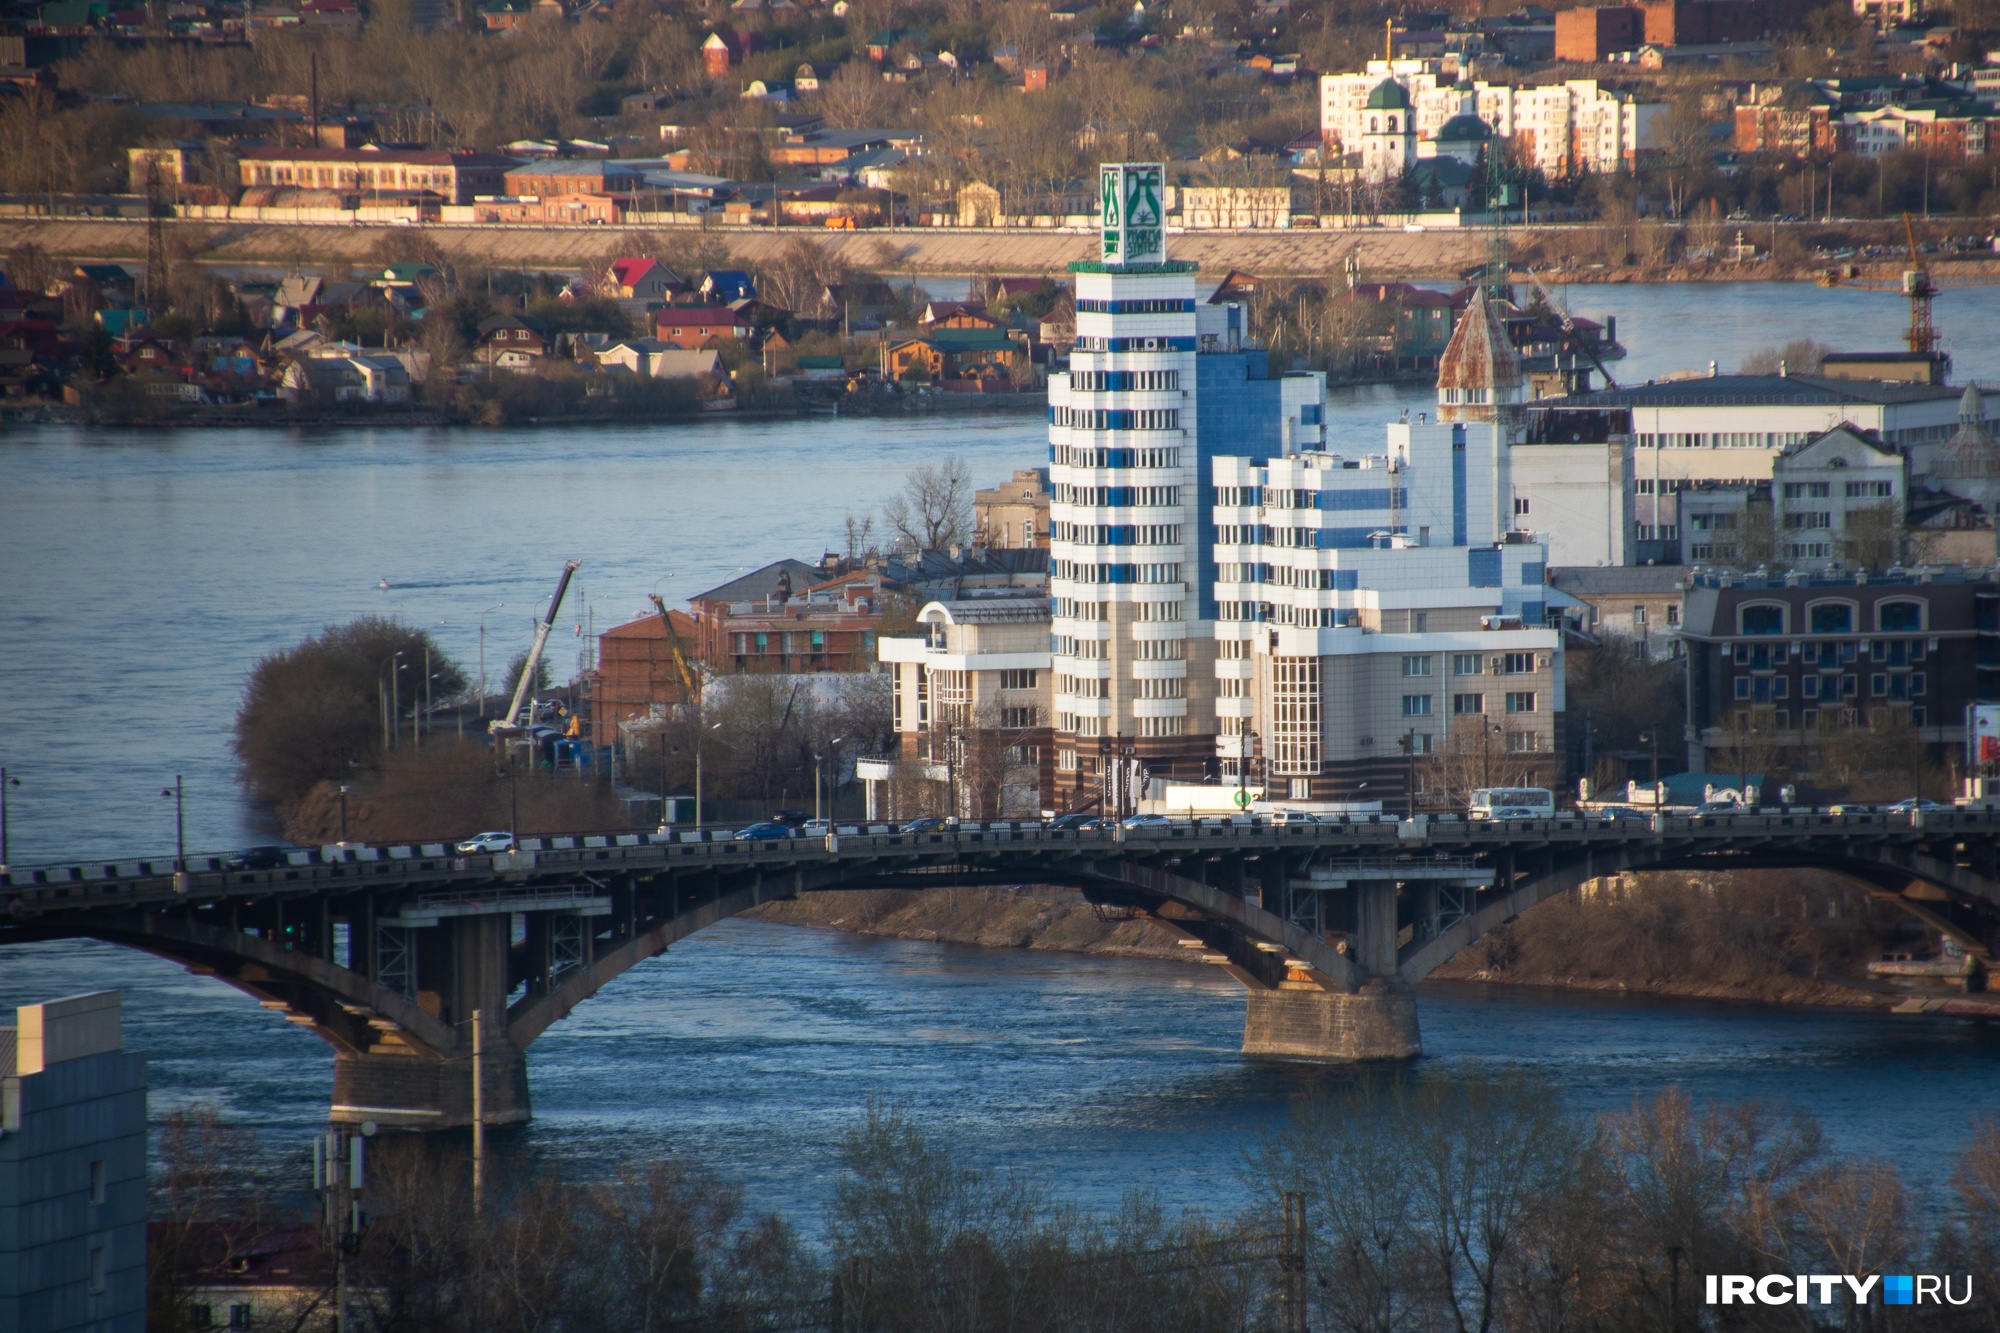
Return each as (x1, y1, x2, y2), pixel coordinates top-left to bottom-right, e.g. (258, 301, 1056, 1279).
(1044, 812, 1103, 831)
(455, 831, 516, 854)
(1271, 809, 1322, 825)
(1694, 800, 1745, 816)
(1121, 813, 1174, 829)
(803, 818, 832, 836)
(900, 817, 950, 833)
(225, 845, 293, 870)
(1886, 799, 1948, 813)
(1826, 802, 1873, 815)
(1596, 807, 1652, 823)
(733, 822, 796, 840)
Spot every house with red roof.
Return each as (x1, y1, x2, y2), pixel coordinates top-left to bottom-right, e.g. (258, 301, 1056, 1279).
(653, 305, 751, 348)
(600, 258, 685, 301)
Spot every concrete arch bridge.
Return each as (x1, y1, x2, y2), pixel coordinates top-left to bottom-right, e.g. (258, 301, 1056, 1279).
(5, 809, 1999, 1128)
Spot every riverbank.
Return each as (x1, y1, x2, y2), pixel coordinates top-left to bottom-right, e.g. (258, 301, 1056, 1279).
(751, 879, 2000, 1016)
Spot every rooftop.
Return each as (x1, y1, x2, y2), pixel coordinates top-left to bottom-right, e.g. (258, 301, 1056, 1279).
(1563, 373, 1964, 409)
(1549, 565, 1689, 596)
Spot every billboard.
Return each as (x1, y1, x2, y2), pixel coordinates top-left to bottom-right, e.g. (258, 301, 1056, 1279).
(1099, 162, 1165, 266)
(1972, 703, 2000, 768)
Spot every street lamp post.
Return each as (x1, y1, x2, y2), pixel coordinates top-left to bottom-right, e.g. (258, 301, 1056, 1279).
(161, 775, 185, 871)
(478, 602, 506, 718)
(696, 720, 722, 829)
(0, 767, 18, 869)
(337, 783, 349, 843)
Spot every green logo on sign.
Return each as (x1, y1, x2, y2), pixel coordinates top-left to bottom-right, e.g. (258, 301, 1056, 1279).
(1233, 788, 1252, 809)
(1124, 170, 1161, 229)
(1100, 169, 1121, 227)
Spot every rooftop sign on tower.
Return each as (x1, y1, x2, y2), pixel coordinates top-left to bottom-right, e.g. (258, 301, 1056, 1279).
(1098, 162, 1166, 267)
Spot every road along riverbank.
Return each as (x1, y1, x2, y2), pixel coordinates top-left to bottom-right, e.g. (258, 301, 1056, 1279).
(4, 215, 1993, 283)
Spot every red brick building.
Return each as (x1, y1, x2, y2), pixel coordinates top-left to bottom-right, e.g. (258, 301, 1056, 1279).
(1638, 0, 1758, 44)
(1555, 6, 1644, 62)
(688, 560, 891, 676)
(591, 608, 697, 746)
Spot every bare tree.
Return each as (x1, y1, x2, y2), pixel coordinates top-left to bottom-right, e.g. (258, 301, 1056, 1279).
(883, 458, 975, 552)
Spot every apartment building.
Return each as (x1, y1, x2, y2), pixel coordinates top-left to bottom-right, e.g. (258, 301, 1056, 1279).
(872, 598, 1053, 818)
(1679, 425, 1907, 572)
(1321, 59, 1667, 174)
(1041, 163, 1326, 810)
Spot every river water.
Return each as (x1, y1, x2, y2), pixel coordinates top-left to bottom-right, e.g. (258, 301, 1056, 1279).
(4, 280, 2000, 1220)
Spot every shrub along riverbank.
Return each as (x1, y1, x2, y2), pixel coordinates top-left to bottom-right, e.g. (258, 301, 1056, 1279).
(753, 867, 1939, 1012)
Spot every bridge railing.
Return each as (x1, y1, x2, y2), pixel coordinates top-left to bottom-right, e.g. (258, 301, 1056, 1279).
(7, 808, 1999, 901)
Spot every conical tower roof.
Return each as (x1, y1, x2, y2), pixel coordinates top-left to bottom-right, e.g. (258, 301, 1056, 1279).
(1437, 285, 1522, 411)
(1936, 383, 2000, 479)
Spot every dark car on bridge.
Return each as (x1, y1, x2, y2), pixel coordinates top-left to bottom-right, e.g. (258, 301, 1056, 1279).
(1044, 813, 1104, 831)
(733, 822, 797, 840)
(900, 817, 951, 833)
(225, 845, 294, 870)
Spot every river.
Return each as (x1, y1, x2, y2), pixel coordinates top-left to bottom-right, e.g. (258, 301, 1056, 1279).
(3, 279, 2000, 1220)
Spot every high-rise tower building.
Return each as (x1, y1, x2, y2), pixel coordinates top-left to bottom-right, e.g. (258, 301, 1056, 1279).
(1045, 164, 1325, 812)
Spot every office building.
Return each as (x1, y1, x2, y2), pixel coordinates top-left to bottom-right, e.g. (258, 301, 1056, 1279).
(0, 991, 147, 1333)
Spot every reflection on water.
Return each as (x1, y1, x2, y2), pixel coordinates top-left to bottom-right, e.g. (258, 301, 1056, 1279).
(3, 919, 1997, 1224)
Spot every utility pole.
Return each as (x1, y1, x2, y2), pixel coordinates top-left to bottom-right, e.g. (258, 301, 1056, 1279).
(471, 1008, 485, 1216)
(0, 768, 16, 870)
(338, 784, 349, 842)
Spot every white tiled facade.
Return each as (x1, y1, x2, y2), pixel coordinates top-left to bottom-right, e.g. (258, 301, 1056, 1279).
(1046, 259, 1208, 792)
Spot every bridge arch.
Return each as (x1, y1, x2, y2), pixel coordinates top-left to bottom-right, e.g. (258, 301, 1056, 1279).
(10, 813, 2000, 1128)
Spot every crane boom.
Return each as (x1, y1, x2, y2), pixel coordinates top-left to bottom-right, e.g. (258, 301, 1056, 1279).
(492, 560, 580, 735)
(1528, 274, 1618, 391)
(647, 592, 702, 710)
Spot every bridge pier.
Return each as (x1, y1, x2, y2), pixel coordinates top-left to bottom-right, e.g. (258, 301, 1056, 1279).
(331, 1037, 530, 1130)
(1241, 981, 1421, 1061)
(331, 912, 533, 1129)
(1239, 879, 1421, 1061)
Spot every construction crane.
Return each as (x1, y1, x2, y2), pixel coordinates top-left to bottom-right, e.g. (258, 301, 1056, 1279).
(1527, 273, 1619, 391)
(1817, 213, 2000, 359)
(492, 560, 580, 736)
(646, 592, 703, 713)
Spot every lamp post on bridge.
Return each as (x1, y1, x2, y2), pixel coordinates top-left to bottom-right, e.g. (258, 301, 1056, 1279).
(161, 775, 185, 873)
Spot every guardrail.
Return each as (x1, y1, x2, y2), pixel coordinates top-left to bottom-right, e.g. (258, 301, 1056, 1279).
(3, 807, 1991, 902)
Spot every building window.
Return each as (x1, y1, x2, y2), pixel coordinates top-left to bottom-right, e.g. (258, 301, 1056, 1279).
(1270, 657, 1323, 776)
(999, 668, 1038, 690)
(1451, 653, 1484, 675)
(1809, 602, 1855, 634)
(1401, 694, 1433, 717)
(1501, 652, 1534, 674)
(1057, 749, 1077, 771)
(90, 1159, 106, 1206)
(1289, 778, 1313, 800)
(1401, 655, 1432, 677)
(1505, 691, 1537, 713)
(1000, 707, 1038, 729)
(190, 1307, 213, 1329)
(230, 1306, 252, 1329)
(90, 1246, 106, 1293)
(1453, 693, 1484, 714)
(1666, 605, 1679, 627)
(1870, 673, 1887, 697)
(1139, 716, 1185, 736)
(1739, 604, 1786, 635)
(1878, 600, 1924, 632)
(1505, 731, 1538, 752)
(1407, 733, 1434, 755)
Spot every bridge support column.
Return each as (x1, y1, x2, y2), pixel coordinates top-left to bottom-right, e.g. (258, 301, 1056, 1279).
(330, 913, 532, 1129)
(1241, 981, 1420, 1061)
(1241, 879, 1419, 1061)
